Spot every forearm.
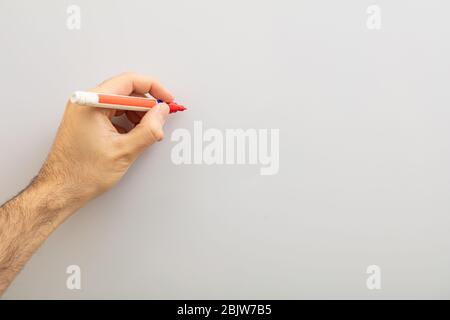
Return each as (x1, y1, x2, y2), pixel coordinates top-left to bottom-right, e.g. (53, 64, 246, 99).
(0, 177, 78, 296)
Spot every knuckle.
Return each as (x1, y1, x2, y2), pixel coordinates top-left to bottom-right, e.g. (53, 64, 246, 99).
(136, 122, 164, 143)
(148, 123, 164, 141)
(120, 71, 136, 78)
(151, 77, 161, 85)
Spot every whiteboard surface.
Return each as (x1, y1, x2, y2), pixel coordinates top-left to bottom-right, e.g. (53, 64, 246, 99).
(1, 0, 450, 299)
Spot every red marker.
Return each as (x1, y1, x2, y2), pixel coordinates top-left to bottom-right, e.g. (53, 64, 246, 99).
(70, 91, 186, 113)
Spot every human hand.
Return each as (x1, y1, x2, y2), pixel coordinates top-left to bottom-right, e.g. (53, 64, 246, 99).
(37, 72, 173, 213)
(0, 72, 175, 294)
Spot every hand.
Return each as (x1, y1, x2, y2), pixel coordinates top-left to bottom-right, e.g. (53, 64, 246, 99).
(0, 72, 174, 295)
(37, 72, 173, 213)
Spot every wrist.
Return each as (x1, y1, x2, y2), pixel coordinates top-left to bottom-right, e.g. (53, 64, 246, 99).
(25, 174, 84, 226)
(0, 176, 79, 256)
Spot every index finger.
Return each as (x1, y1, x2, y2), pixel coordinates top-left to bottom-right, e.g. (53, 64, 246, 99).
(93, 72, 174, 102)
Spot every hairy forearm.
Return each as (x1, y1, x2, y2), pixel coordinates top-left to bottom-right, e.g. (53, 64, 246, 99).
(0, 177, 78, 296)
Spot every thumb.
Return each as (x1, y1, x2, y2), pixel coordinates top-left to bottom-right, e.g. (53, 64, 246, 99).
(122, 103, 170, 154)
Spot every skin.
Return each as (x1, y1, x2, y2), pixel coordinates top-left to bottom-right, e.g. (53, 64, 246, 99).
(0, 72, 174, 296)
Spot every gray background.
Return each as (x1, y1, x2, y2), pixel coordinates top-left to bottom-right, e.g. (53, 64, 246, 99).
(1, 0, 450, 299)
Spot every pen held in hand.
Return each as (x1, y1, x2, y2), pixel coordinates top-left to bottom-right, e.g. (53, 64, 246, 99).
(70, 91, 187, 113)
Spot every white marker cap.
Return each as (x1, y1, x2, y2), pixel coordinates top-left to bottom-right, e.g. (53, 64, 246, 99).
(70, 91, 99, 105)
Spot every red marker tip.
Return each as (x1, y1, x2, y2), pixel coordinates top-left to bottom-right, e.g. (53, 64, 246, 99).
(168, 102, 187, 113)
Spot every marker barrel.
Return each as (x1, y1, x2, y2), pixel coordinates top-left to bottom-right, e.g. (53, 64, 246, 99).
(70, 91, 186, 113)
